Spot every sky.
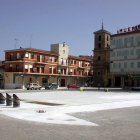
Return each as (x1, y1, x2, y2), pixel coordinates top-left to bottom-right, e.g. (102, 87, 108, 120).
(0, 0, 140, 60)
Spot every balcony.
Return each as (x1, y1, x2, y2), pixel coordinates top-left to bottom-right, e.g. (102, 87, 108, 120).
(77, 64, 85, 69)
(5, 68, 24, 72)
(6, 57, 23, 61)
(58, 61, 68, 67)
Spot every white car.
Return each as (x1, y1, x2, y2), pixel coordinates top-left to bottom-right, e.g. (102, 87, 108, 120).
(26, 83, 42, 90)
(131, 86, 140, 91)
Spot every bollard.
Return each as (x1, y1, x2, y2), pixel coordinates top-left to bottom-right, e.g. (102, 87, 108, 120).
(80, 88, 83, 91)
(13, 94, 20, 107)
(6, 93, 12, 106)
(0, 93, 5, 104)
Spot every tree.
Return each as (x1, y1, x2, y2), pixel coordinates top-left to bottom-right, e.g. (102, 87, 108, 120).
(125, 74, 135, 92)
(83, 76, 88, 84)
(102, 75, 108, 89)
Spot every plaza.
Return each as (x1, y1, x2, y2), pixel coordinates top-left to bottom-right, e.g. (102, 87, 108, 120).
(0, 88, 140, 139)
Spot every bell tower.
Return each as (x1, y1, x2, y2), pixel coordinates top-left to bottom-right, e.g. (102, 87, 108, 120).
(93, 23, 112, 87)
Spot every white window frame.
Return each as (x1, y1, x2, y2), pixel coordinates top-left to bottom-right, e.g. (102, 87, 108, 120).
(25, 52, 28, 57)
(25, 64, 28, 69)
(9, 76, 13, 83)
(30, 65, 33, 68)
(15, 76, 19, 83)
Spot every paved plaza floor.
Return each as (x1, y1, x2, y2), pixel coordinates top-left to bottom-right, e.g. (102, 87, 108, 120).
(0, 88, 140, 139)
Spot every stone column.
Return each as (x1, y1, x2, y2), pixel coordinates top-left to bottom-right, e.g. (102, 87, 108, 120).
(67, 77, 69, 86)
(22, 75, 25, 89)
(75, 78, 77, 85)
(135, 78, 137, 86)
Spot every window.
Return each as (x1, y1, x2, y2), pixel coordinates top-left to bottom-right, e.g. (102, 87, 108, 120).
(49, 67, 52, 74)
(30, 65, 33, 73)
(61, 58, 63, 65)
(37, 66, 39, 73)
(81, 70, 83, 76)
(82, 61, 84, 67)
(49, 57, 52, 61)
(118, 63, 121, 68)
(131, 49, 134, 55)
(64, 59, 66, 65)
(98, 43, 101, 48)
(98, 56, 100, 60)
(9, 76, 13, 83)
(42, 55, 44, 62)
(16, 65, 19, 72)
(98, 72, 100, 75)
(79, 61, 81, 67)
(107, 36, 109, 41)
(130, 62, 134, 68)
(79, 70, 80, 75)
(31, 53, 34, 59)
(41, 66, 44, 73)
(71, 59, 73, 64)
(74, 69, 76, 75)
(64, 69, 66, 75)
(54, 57, 57, 62)
(137, 62, 140, 68)
(63, 50, 65, 54)
(99, 35, 101, 41)
(37, 55, 40, 62)
(25, 52, 28, 58)
(74, 60, 76, 64)
(29, 77, 32, 83)
(25, 64, 28, 72)
(113, 63, 117, 69)
(10, 53, 13, 60)
(15, 76, 19, 83)
(124, 62, 127, 68)
(53, 67, 56, 74)
(17, 53, 20, 59)
(61, 69, 63, 74)
(9, 64, 12, 72)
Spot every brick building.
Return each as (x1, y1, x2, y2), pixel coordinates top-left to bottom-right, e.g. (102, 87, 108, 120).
(4, 43, 93, 89)
(93, 24, 113, 87)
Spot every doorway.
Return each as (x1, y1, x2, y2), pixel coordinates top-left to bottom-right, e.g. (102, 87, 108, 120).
(115, 77, 121, 87)
(108, 79, 111, 86)
(61, 79, 65, 87)
(42, 78, 48, 87)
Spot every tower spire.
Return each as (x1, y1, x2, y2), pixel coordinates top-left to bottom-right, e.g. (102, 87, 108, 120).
(102, 19, 103, 29)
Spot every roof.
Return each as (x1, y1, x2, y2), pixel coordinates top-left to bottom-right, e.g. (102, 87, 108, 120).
(5, 47, 59, 56)
(111, 29, 140, 38)
(94, 29, 111, 34)
(69, 55, 92, 61)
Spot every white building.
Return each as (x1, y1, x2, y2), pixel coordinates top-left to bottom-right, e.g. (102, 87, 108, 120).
(110, 25, 140, 88)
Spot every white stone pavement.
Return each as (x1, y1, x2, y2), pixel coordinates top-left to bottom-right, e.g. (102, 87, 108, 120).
(0, 90, 140, 126)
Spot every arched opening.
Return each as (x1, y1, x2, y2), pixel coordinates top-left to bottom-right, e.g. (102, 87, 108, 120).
(99, 35, 101, 41)
(98, 43, 101, 48)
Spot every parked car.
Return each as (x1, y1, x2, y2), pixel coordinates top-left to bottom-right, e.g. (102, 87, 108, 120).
(131, 86, 140, 91)
(45, 83, 58, 89)
(26, 83, 42, 90)
(67, 84, 80, 89)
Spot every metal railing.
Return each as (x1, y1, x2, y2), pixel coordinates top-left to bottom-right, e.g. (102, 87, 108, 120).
(6, 57, 24, 61)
